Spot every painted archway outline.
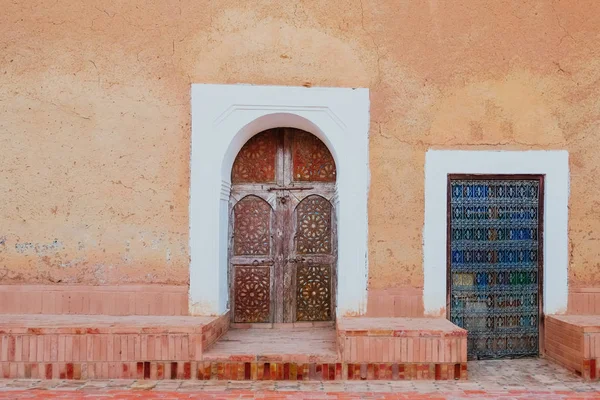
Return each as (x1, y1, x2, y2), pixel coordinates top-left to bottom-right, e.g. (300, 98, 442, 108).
(190, 84, 370, 316)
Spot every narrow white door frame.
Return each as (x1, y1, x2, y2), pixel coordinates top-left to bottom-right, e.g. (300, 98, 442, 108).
(423, 150, 570, 316)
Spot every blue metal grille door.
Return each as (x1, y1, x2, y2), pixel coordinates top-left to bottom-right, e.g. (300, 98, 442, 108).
(448, 177, 543, 360)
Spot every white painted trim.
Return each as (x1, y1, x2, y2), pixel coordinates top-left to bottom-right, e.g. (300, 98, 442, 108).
(190, 84, 370, 316)
(423, 150, 569, 316)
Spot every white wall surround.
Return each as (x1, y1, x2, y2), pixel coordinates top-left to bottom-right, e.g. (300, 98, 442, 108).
(423, 150, 570, 316)
(190, 84, 370, 316)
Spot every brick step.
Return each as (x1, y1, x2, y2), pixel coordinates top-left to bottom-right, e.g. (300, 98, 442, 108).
(202, 327, 338, 363)
(0, 313, 229, 380)
(545, 315, 600, 380)
(0, 360, 467, 380)
(0, 314, 468, 380)
(337, 317, 468, 364)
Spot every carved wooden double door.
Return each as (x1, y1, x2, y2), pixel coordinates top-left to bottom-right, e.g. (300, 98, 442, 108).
(229, 128, 337, 324)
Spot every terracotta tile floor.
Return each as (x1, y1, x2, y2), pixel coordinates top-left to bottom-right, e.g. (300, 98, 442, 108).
(203, 327, 339, 362)
(1, 359, 600, 398)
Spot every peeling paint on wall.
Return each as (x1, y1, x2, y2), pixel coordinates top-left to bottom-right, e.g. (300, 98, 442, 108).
(15, 240, 63, 255)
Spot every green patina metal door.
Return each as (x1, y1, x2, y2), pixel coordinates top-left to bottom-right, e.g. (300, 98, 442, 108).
(448, 175, 543, 360)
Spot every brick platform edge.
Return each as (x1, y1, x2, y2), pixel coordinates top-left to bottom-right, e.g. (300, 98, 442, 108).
(545, 314, 600, 380)
(0, 315, 468, 381)
(0, 313, 229, 380)
(195, 362, 466, 381)
(335, 317, 468, 380)
(0, 361, 467, 381)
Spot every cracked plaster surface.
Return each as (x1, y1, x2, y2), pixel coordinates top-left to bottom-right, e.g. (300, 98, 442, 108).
(0, 0, 599, 289)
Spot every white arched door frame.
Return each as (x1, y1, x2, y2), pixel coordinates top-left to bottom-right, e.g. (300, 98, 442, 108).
(190, 84, 370, 317)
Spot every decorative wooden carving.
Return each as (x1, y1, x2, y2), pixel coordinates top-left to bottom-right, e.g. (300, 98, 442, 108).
(292, 131, 336, 182)
(296, 195, 332, 254)
(296, 264, 331, 321)
(234, 266, 271, 323)
(231, 130, 277, 183)
(230, 128, 337, 324)
(233, 196, 271, 256)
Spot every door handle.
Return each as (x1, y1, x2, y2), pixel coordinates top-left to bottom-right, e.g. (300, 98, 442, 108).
(251, 259, 274, 266)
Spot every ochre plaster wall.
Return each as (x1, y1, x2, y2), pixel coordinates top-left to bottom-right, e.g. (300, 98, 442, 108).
(1, 1, 599, 292)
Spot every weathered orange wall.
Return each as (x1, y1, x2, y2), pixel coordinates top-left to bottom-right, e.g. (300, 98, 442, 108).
(1, 1, 599, 291)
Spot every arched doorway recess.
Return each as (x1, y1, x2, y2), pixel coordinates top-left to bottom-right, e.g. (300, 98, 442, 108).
(189, 84, 369, 318)
(229, 128, 337, 324)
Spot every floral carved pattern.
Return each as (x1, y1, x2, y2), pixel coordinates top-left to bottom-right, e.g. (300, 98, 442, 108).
(292, 131, 336, 182)
(233, 196, 271, 256)
(234, 266, 271, 323)
(296, 195, 332, 254)
(231, 130, 277, 183)
(296, 264, 331, 321)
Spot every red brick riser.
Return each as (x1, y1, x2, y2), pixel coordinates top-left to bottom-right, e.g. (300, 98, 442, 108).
(545, 315, 600, 381)
(583, 359, 597, 380)
(0, 361, 467, 380)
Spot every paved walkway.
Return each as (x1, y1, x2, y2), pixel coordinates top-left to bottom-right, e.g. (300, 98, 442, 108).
(0, 359, 599, 399)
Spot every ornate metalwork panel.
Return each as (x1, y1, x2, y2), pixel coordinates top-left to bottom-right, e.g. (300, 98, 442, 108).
(296, 264, 332, 321)
(233, 266, 271, 323)
(233, 196, 272, 256)
(292, 130, 336, 182)
(449, 177, 542, 360)
(296, 195, 332, 254)
(231, 129, 277, 183)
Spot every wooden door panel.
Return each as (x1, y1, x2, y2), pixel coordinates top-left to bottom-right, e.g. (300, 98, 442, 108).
(295, 195, 333, 255)
(273, 192, 292, 323)
(233, 266, 272, 323)
(288, 194, 336, 322)
(231, 129, 278, 184)
(230, 195, 275, 323)
(296, 264, 332, 321)
(231, 196, 272, 256)
(290, 129, 336, 182)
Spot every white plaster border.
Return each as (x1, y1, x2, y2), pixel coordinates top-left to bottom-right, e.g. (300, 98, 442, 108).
(190, 84, 370, 317)
(423, 150, 570, 316)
